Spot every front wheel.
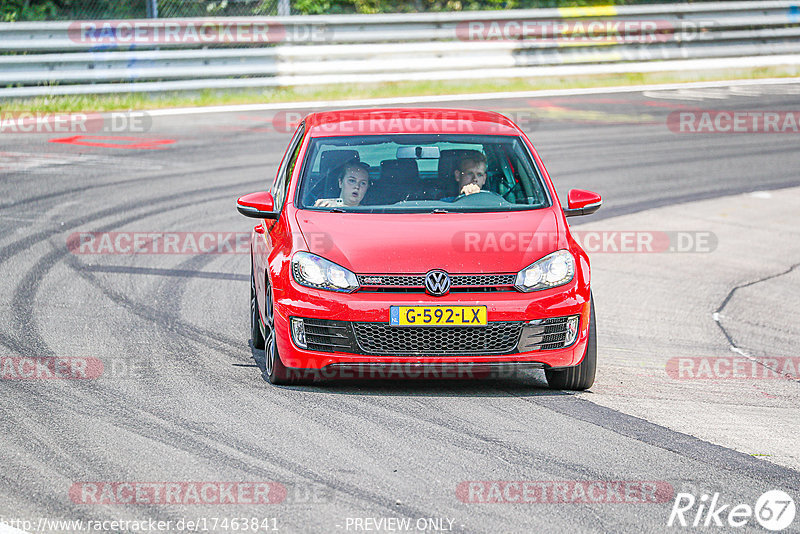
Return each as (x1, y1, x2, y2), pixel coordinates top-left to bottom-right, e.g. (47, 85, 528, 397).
(545, 297, 597, 391)
(263, 284, 312, 386)
(250, 261, 265, 350)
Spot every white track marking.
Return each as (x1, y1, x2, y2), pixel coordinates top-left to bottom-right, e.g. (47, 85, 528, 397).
(143, 77, 800, 117)
(0, 151, 96, 172)
(0, 152, 165, 173)
(645, 81, 800, 101)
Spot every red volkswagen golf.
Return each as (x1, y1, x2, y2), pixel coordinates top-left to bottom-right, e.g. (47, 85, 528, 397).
(237, 108, 601, 389)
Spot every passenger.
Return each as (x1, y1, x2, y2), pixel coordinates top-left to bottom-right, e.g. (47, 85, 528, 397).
(315, 161, 371, 207)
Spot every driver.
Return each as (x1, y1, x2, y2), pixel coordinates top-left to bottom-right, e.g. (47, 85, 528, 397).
(315, 161, 371, 208)
(440, 152, 488, 202)
(454, 152, 488, 196)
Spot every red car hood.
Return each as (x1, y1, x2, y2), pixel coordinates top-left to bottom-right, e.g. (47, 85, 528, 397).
(294, 209, 565, 274)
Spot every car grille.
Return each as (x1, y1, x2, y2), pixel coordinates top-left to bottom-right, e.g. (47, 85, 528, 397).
(357, 273, 516, 293)
(352, 322, 523, 355)
(359, 275, 423, 286)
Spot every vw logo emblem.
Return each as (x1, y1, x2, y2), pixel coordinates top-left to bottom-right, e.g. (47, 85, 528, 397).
(425, 270, 450, 296)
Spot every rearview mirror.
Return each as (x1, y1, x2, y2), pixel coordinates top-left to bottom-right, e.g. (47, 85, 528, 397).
(396, 146, 440, 159)
(564, 189, 602, 217)
(237, 191, 279, 219)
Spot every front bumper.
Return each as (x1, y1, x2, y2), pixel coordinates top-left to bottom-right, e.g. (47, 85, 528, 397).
(272, 278, 591, 372)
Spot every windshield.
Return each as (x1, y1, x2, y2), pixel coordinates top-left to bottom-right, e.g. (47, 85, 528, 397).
(296, 134, 550, 213)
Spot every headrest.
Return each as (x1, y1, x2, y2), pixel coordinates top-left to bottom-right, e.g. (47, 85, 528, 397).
(380, 159, 419, 182)
(319, 150, 360, 198)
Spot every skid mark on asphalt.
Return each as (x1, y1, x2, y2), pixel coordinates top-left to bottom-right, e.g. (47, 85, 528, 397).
(79, 265, 247, 281)
(147, 249, 235, 371)
(272, 383, 659, 523)
(524, 395, 800, 487)
(0, 151, 170, 174)
(2, 180, 255, 360)
(63, 239, 242, 356)
(0, 162, 256, 210)
(8, 374, 443, 525)
(0, 175, 378, 522)
(579, 175, 800, 224)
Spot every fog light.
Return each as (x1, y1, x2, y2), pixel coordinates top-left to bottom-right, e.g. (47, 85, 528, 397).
(564, 315, 580, 346)
(290, 317, 307, 349)
(518, 316, 581, 352)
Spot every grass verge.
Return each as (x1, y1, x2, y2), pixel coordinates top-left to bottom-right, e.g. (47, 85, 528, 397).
(3, 65, 799, 112)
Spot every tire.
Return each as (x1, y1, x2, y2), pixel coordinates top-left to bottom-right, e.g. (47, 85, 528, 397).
(545, 297, 597, 391)
(263, 278, 312, 386)
(250, 261, 265, 350)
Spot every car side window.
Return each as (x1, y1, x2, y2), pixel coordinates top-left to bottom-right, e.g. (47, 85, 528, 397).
(272, 123, 305, 213)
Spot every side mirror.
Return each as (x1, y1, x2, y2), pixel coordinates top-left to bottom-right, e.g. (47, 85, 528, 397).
(564, 189, 602, 217)
(237, 191, 279, 219)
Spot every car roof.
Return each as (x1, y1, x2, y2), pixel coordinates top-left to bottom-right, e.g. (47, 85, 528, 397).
(303, 108, 523, 137)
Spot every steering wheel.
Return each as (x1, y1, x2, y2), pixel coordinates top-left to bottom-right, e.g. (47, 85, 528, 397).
(452, 190, 509, 204)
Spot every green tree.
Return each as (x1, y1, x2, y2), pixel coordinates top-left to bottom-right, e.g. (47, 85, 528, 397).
(2, 0, 59, 21)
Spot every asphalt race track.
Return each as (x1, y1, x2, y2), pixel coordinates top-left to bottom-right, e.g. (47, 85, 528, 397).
(1, 80, 800, 533)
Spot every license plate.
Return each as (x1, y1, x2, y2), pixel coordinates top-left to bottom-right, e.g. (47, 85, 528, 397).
(389, 306, 487, 327)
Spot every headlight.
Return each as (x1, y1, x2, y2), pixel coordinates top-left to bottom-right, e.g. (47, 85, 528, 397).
(514, 250, 575, 292)
(291, 252, 359, 293)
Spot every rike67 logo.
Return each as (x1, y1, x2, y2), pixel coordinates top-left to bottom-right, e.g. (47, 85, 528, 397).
(668, 490, 796, 531)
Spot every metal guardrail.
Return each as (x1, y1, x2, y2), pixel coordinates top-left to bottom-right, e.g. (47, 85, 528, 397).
(1, 1, 799, 98)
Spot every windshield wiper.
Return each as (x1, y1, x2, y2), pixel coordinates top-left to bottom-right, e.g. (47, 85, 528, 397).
(329, 207, 345, 213)
(430, 208, 449, 214)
